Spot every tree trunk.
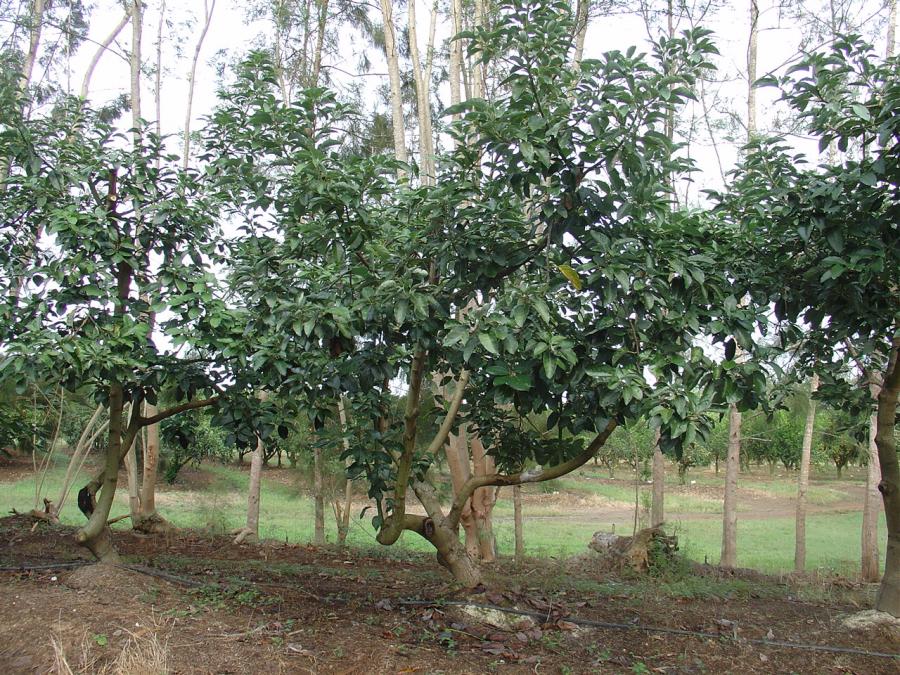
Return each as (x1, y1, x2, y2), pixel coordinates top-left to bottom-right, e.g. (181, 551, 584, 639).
(571, 0, 590, 69)
(513, 485, 524, 563)
(795, 373, 818, 572)
(747, 0, 759, 137)
(471, 435, 497, 562)
(430, 521, 481, 587)
(334, 397, 353, 545)
(77, 384, 127, 563)
(130, 0, 143, 129)
(887, 0, 896, 59)
(407, 0, 437, 183)
(133, 410, 170, 533)
(20, 0, 47, 94)
(721, 404, 741, 568)
(378, 0, 407, 169)
(234, 435, 264, 544)
(124, 416, 141, 521)
(410, 482, 482, 587)
(182, 0, 217, 169)
(445, 427, 479, 557)
(651, 431, 664, 528)
(313, 443, 326, 545)
(874, 340, 900, 615)
(862, 411, 881, 582)
(80, 11, 130, 99)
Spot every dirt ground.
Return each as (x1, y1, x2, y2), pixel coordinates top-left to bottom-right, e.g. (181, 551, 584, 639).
(1, 516, 898, 674)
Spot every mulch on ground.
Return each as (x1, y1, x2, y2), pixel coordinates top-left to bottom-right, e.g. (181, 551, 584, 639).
(0, 515, 897, 674)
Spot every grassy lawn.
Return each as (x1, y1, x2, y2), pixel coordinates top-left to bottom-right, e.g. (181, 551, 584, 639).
(0, 459, 884, 575)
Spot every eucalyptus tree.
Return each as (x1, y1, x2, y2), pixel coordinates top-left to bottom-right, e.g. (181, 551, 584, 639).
(715, 38, 900, 614)
(205, 1, 765, 586)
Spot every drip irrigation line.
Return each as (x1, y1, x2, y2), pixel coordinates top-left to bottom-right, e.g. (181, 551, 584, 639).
(398, 600, 900, 660)
(120, 563, 206, 588)
(0, 560, 91, 571)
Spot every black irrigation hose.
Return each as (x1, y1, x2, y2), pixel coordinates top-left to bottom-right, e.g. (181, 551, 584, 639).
(398, 600, 900, 661)
(0, 560, 91, 571)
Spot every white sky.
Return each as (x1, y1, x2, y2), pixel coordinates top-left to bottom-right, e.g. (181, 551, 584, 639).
(54, 0, 891, 202)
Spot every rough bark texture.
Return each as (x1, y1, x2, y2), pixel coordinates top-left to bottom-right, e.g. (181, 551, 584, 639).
(862, 411, 882, 582)
(651, 431, 664, 528)
(874, 341, 900, 614)
(794, 374, 818, 572)
(721, 404, 741, 568)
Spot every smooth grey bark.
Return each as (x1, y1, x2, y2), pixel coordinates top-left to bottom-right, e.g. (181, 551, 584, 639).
(794, 373, 818, 572)
(721, 404, 741, 567)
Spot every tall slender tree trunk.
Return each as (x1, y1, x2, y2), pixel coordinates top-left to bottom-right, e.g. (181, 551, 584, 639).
(747, 0, 759, 138)
(721, 0, 758, 570)
(886, 0, 896, 58)
(124, 0, 147, 529)
(721, 405, 741, 568)
(862, 410, 882, 581)
(794, 373, 818, 572)
(379, 0, 407, 168)
(572, 0, 590, 68)
(651, 430, 664, 527)
(313, 443, 326, 545)
(80, 12, 130, 100)
(333, 397, 353, 545)
(513, 485, 524, 563)
(182, 0, 217, 169)
(19, 0, 47, 94)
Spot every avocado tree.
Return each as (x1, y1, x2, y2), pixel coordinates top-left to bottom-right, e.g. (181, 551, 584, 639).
(205, 1, 766, 586)
(715, 38, 900, 613)
(0, 98, 250, 560)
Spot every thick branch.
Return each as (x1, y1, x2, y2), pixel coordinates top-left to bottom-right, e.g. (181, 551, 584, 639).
(424, 370, 470, 456)
(376, 349, 428, 545)
(446, 417, 618, 530)
(140, 396, 218, 426)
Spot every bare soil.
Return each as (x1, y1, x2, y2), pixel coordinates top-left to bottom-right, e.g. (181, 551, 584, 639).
(0, 515, 898, 674)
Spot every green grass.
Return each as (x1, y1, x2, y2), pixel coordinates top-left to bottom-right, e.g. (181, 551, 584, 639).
(0, 459, 885, 576)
